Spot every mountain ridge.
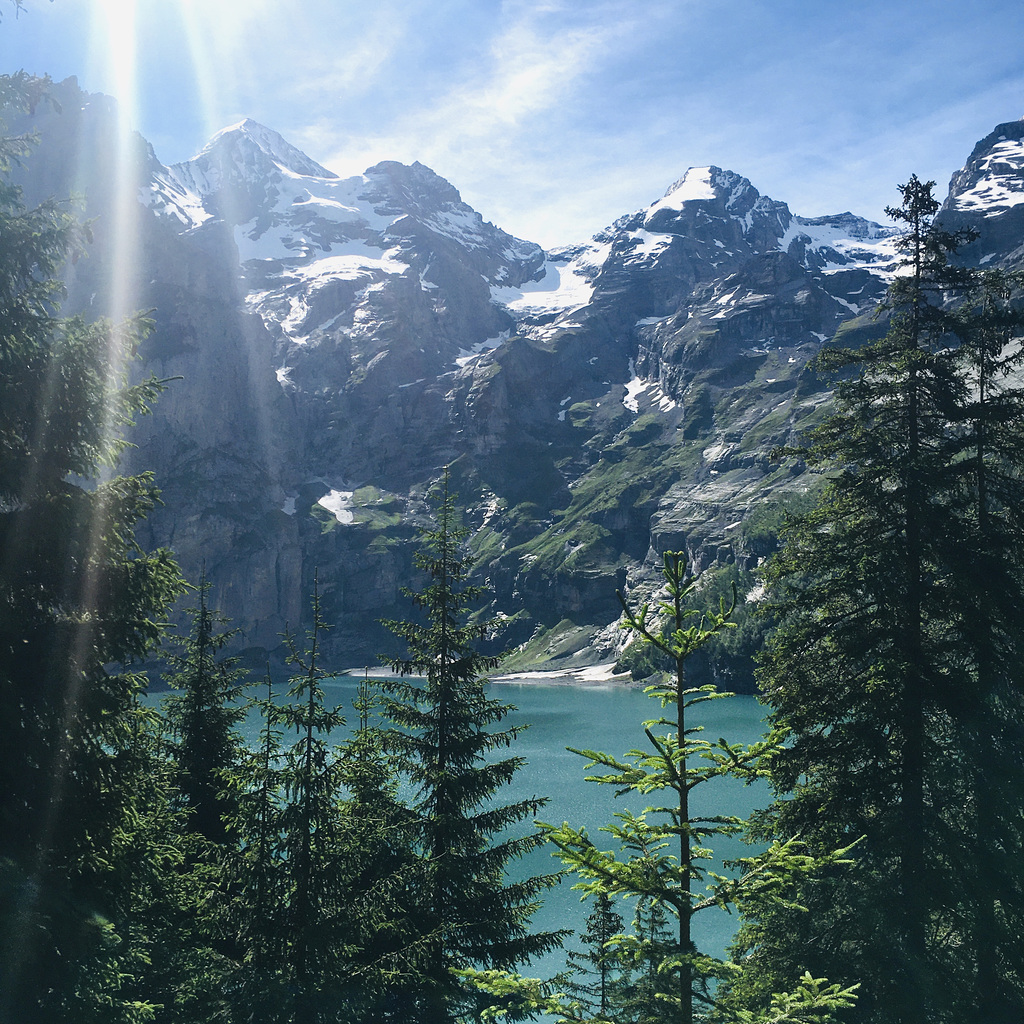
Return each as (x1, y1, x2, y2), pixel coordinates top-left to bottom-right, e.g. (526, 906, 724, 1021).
(8, 78, 1022, 676)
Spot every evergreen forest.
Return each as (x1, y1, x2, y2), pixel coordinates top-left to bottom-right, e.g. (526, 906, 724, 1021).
(2, 71, 1024, 1024)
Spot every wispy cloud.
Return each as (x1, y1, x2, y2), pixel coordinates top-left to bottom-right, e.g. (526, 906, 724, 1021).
(317, 3, 616, 151)
(303, 2, 647, 242)
(262, 1, 414, 101)
(7, 0, 1023, 249)
(447, 9, 611, 130)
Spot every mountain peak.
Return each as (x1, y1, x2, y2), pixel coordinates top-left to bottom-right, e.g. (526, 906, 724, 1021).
(194, 119, 337, 180)
(943, 119, 1024, 219)
(648, 166, 766, 221)
(636, 164, 790, 250)
(663, 166, 720, 203)
(363, 159, 464, 209)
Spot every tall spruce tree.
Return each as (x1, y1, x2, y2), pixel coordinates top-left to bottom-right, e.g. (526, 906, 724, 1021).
(225, 668, 288, 1024)
(621, 897, 678, 1024)
(0, 73, 185, 1021)
(750, 179, 1024, 1024)
(332, 675, 421, 1022)
(379, 469, 563, 1024)
(947, 268, 1024, 1019)
(226, 654, 422, 1024)
(102, 698, 233, 1024)
(226, 583, 356, 1024)
(273, 578, 350, 1023)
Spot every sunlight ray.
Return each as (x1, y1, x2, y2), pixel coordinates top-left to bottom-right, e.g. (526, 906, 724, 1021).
(176, 0, 301, 525)
(29, 0, 149, 884)
(178, 0, 230, 154)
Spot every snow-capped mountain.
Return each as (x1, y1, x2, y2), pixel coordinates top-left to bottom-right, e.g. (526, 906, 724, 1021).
(142, 115, 897, 410)
(491, 167, 895, 337)
(142, 118, 545, 399)
(486, 163, 897, 424)
(143, 118, 337, 234)
(945, 119, 1024, 218)
(149, 120, 542, 276)
(10, 81, 1023, 671)
(941, 118, 1024, 266)
(783, 212, 896, 275)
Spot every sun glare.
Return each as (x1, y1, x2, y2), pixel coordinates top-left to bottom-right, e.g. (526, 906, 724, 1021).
(53, 0, 145, 792)
(93, 0, 138, 107)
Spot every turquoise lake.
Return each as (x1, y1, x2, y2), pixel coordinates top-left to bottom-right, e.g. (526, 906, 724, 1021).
(153, 674, 769, 981)
(482, 678, 769, 978)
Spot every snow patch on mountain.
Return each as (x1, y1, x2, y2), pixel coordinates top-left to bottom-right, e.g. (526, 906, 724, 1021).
(289, 244, 409, 281)
(622, 229, 673, 266)
(456, 330, 510, 367)
(651, 167, 717, 210)
(623, 375, 645, 413)
(623, 360, 677, 414)
(949, 135, 1024, 216)
(140, 171, 213, 230)
(228, 170, 403, 263)
(318, 489, 354, 524)
(491, 242, 609, 316)
(779, 213, 897, 274)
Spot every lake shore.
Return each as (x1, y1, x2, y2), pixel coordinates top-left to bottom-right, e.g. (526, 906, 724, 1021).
(339, 663, 634, 687)
(491, 663, 632, 686)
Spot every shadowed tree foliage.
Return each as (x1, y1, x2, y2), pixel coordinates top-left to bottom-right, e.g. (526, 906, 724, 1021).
(224, 668, 288, 1024)
(0, 72, 185, 1023)
(330, 675, 422, 1022)
(269, 579, 349, 1022)
(749, 178, 1024, 1024)
(948, 267, 1024, 1021)
(563, 893, 630, 1022)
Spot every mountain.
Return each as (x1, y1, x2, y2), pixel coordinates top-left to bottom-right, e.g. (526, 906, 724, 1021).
(7, 79, 1022, 678)
(940, 118, 1024, 266)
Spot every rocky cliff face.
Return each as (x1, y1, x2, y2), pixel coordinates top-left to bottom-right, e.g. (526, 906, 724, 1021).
(9, 81, 1023, 668)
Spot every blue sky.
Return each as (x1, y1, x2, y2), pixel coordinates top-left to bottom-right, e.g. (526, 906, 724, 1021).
(2, 0, 1023, 247)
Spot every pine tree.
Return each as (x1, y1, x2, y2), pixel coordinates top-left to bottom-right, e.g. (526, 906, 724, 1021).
(947, 268, 1024, 1019)
(104, 698, 233, 1024)
(226, 655, 424, 1024)
(379, 468, 563, 1024)
(333, 674, 422, 1022)
(225, 583, 356, 1024)
(163, 568, 248, 845)
(623, 897, 677, 1024)
(273, 577, 350, 1022)
(751, 179, 1024, 1023)
(0, 73, 185, 1021)
(226, 669, 289, 1024)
